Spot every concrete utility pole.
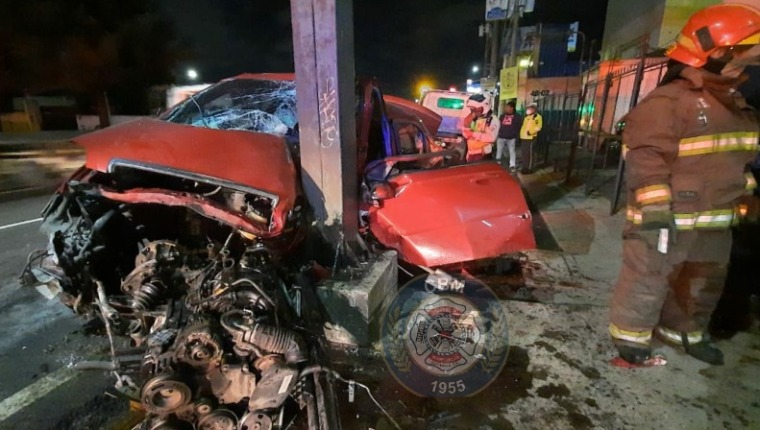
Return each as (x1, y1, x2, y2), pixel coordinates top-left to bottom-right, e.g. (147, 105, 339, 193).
(508, 3, 522, 67)
(489, 20, 501, 78)
(586, 40, 596, 82)
(481, 23, 490, 79)
(291, 0, 358, 251)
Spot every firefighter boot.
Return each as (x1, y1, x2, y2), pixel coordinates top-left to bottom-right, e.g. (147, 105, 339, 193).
(655, 327, 724, 365)
(613, 339, 652, 365)
(682, 334, 724, 365)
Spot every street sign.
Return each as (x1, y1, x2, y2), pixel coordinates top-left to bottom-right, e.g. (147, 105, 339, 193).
(500, 67, 518, 100)
(487, 0, 534, 21)
(485, 0, 509, 21)
(568, 21, 579, 53)
(480, 77, 497, 92)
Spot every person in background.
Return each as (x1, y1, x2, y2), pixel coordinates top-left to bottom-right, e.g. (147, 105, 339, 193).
(709, 153, 760, 338)
(519, 102, 543, 174)
(496, 101, 522, 171)
(608, 3, 760, 366)
(462, 94, 499, 162)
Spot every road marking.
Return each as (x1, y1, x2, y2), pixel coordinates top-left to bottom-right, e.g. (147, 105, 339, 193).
(0, 366, 78, 422)
(0, 217, 43, 231)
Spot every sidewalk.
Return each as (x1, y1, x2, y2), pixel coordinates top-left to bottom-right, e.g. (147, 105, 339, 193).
(330, 162, 760, 429)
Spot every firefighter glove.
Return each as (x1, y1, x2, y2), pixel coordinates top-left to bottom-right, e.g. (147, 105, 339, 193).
(640, 204, 673, 230)
(737, 195, 760, 223)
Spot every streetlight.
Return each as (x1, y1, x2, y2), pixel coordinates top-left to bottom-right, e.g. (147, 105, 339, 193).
(472, 65, 480, 74)
(416, 78, 436, 98)
(187, 68, 199, 81)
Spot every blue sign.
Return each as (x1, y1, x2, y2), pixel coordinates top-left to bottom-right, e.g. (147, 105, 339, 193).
(485, 0, 509, 21)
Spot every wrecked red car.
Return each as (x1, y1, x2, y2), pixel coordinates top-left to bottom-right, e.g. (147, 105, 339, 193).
(363, 94, 535, 266)
(22, 73, 534, 429)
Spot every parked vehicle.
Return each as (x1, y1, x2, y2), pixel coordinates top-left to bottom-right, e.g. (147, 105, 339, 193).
(22, 74, 534, 429)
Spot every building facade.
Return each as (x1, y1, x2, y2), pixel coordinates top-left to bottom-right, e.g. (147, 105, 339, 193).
(601, 0, 720, 60)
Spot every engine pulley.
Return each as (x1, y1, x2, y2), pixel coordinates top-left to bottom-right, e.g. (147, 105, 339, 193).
(141, 374, 193, 415)
(197, 409, 238, 430)
(148, 418, 195, 430)
(238, 411, 273, 430)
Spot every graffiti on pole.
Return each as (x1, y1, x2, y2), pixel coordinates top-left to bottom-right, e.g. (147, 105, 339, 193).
(319, 77, 337, 148)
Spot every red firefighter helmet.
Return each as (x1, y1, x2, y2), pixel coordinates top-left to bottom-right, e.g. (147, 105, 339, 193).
(666, 4, 760, 67)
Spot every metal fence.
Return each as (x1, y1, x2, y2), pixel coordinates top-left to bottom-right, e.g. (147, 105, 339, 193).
(580, 57, 668, 137)
(534, 93, 580, 169)
(536, 56, 671, 213)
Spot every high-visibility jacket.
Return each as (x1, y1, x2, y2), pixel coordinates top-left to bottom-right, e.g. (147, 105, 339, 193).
(520, 112, 543, 140)
(623, 66, 759, 231)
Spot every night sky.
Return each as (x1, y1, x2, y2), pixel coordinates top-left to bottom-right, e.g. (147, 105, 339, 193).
(159, 0, 609, 96)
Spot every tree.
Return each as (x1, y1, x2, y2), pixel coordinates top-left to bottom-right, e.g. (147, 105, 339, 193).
(0, 0, 184, 126)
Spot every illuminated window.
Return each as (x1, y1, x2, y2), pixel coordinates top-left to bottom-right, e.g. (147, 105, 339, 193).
(436, 98, 465, 110)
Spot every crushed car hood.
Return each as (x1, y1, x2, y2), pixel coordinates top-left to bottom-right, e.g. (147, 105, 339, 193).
(73, 118, 298, 232)
(369, 162, 536, 266)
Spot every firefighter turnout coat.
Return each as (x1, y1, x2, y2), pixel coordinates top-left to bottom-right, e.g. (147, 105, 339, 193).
(610, 66, 760, 346)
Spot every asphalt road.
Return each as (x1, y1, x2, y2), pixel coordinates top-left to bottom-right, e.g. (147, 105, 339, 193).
(0, 195, 119, 430)
(0, 188, 560, 429)
(3, 185, 759, 430)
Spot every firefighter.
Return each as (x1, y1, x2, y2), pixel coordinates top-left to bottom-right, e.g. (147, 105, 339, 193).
(609, 3, 760, 366)
(709, 154, 760, 338)
(462, 94, 499, 161)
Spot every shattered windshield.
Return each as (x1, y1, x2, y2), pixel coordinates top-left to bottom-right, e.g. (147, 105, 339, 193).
(162, 78, 297, 136)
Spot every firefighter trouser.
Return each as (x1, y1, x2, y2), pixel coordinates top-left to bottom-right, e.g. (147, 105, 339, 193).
(609, 228, 732, 344)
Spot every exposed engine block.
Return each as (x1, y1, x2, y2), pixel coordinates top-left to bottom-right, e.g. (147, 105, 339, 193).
(24, 189, 317, 430)
(118, 241, 305, 430)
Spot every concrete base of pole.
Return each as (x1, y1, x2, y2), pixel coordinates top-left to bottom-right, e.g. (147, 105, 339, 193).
(317, 251, 398, 348)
